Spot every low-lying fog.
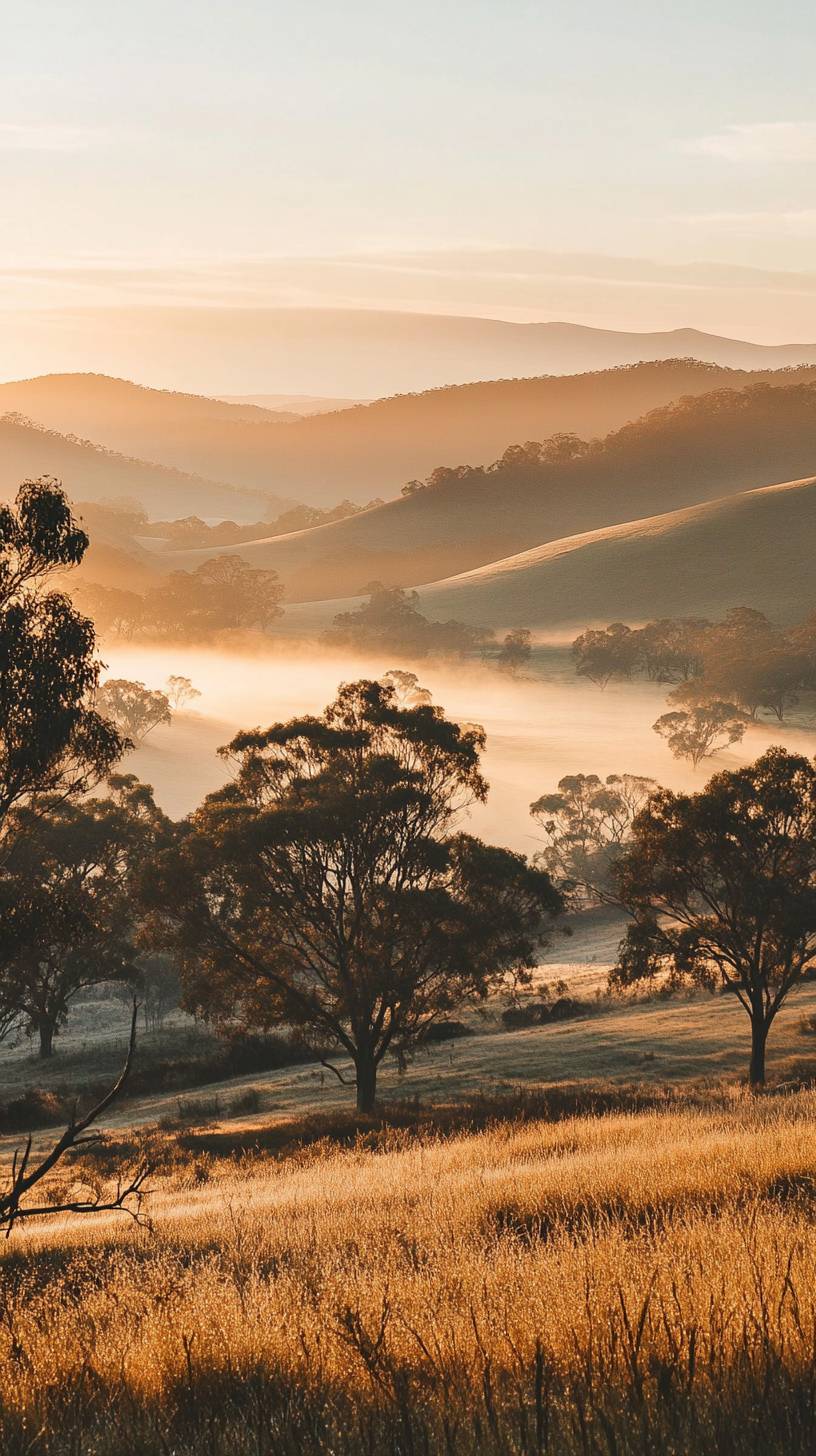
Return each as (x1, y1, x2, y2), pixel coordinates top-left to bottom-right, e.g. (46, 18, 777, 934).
(106, 643, 816, 853)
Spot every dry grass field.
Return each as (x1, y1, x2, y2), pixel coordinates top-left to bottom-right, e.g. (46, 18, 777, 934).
(4, 1093, 816, 1453)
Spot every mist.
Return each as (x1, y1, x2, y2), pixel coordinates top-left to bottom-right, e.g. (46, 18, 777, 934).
(106, 641, 816, 851)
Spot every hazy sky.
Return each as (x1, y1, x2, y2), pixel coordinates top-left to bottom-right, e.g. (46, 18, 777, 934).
(3, 0, 816, 381)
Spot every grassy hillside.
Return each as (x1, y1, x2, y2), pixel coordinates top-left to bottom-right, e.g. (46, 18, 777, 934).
(8, 361, 816, 506)
(0, 412, 287, 520)
(5, 1087, 816, 1453)
(165, 380, 816, 600)
(417, 475, 816, 631)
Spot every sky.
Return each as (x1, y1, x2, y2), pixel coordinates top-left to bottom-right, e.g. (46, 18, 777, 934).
(3, 0, 816, 385)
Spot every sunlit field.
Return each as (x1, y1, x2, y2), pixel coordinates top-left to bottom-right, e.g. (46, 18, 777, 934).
(104, 641, 816, 846)
(3, 1095, 816, 1454)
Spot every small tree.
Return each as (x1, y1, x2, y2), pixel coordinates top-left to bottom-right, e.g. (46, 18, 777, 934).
(530, 772, 658, 904)
(379, 669, 433, 708)
(0, 777, 166, 1056)
(147, 680, 562, 1111)
(97, 680, 172, 745)
(612, 748, 816, 1085)
(165, 675, 201, 710)
(497, 629, 533, 676)
(653, 701, 748, 767)
(572, 623, 639, 688)
(637, 617, 709, 683)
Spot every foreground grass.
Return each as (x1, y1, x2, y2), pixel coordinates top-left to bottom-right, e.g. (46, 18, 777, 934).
(4, 1094, 816, 1453)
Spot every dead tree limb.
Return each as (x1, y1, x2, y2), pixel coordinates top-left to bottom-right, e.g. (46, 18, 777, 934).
(0, 1001, 150, 1235)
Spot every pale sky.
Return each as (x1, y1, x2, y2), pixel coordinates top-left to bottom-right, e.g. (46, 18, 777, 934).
(3, 0, 816, 382)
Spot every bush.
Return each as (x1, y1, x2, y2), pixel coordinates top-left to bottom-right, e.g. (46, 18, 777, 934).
(0, 1088, 69, 1132)
(421, 1020, 473, 1043)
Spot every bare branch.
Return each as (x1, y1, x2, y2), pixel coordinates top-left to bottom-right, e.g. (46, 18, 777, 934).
(0, 1001, 150, 1235)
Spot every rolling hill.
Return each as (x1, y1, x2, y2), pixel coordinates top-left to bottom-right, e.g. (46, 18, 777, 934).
(5, 360, 816, 507)
(0, 413, 288, 521)
(415, 475, 816, 632)
(162, 380, 816, 601)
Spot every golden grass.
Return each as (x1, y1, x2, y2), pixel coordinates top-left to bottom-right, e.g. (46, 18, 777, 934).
(4, 1094, 816, 1453)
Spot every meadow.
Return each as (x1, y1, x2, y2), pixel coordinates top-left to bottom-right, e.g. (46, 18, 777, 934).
(4, 1092, 816, 1454)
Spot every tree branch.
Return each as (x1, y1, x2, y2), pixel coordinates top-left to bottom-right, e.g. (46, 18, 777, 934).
(0, 1000, 150, 1235)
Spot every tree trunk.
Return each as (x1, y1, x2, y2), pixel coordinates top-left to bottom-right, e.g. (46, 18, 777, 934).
(748, 1015, 768, 1088)
(38, 1018, 55, 1059)
(355, 1053, 377, 1114)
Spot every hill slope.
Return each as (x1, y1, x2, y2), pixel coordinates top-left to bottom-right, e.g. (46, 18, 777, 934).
(6, 361, 816, 506)
(0, 413, 286, 520)
(163, 380, 816, 600)
(0, 374, 300, 507)
(416, 476, 816, 631)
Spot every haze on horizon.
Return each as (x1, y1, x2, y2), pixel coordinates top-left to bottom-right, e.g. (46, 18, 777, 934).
(3, 0, 816, 391)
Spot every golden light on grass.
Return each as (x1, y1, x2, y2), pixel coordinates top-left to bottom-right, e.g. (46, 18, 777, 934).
(4, 1095, 816, 1452)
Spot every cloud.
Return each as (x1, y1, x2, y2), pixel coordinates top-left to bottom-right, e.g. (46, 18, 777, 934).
(0, 122, 97, 153)
(684, 122, 816, 163)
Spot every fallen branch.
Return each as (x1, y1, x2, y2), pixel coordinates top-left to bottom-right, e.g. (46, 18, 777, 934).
(0, 1001, 150, 1235)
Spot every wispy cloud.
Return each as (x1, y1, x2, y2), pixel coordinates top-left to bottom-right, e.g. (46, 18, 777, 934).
(0, 122, 98, 153)
(683, 121, 816, 163)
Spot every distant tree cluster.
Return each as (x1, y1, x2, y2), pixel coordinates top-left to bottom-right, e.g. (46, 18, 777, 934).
(573, 606, 816, 766)
(325, 584, 492, 659)
(75, 553, 284, 642)
(136, 497, 384, 548)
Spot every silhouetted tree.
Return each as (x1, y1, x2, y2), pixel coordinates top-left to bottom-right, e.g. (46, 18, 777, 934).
(379, 669, 432, 707)
(0, 777, 165, 1056)
(497, 629, 533, 675)
(572, 623, 639, 688)
(165, 675, 200, 710)
(0, 478, 123, 841)
(637, 617, 709, 683)
(531, 772, 658, 904)
(327, 585, 491, 659)
(653, 701, 748, 767)
(143, 554, 284, 639)
(612, 748, 816, 1085)
(72, 582, 145, 640)
(97, 680, 172, 745)
(147, 681, 562, 1111)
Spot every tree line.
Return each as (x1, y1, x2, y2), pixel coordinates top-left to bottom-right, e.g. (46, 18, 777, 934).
(573, 607, 816, 766)
(326, 582, 533, 671)
(398, 380, 816, 500)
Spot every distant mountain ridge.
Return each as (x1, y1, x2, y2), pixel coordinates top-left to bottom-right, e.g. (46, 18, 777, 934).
(7, 306, 816, 398)
(4, 359, 816, 508)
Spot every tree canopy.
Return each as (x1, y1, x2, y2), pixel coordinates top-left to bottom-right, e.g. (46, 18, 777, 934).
(531, 772, 658, 905)
(0, 478, 123, 840)
(612, 747, 816, 1084)
(0, 776, 167, 1056)
(146, 680, 562, 1110)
